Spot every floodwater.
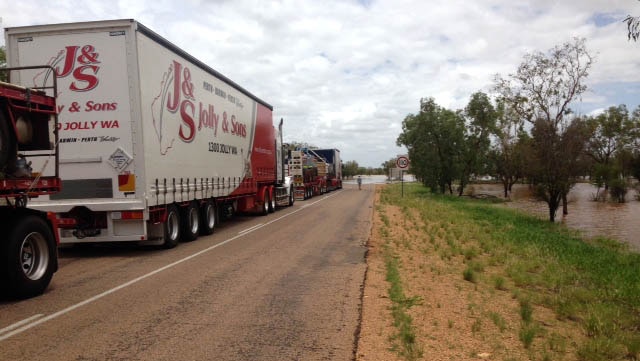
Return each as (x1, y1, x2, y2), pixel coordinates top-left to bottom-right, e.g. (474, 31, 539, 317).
(470, 183, 640, 251)
(346, 176, 639, 251)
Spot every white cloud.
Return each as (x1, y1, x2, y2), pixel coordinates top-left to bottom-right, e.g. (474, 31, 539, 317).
(1, 0, 639, 167)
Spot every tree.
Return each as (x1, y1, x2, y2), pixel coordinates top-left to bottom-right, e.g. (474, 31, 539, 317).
(381, 158, 397, 179)
(489, 100, 528, 198)
(494, 38, 593, 221)
(342, 160, 359, 179)
(624, 13, 640, 41)
(397, 97, 464, 194)
(584, 105, 637, 199)
(458, 92, 497, 195)
(0, 46, 6, 82)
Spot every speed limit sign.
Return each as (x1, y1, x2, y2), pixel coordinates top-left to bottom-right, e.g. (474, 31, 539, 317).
(396, 156, 409, 169)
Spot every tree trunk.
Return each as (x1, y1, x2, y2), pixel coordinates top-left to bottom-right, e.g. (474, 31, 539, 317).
(548, 202, 558, 222)
(562, 192, 568, 215)
(548, 193, 561, 222)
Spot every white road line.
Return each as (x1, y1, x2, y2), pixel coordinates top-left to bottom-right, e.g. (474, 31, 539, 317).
(0, 190, 343, 342)
(238, 223, 264, 234)
(0, 314, 44, 336)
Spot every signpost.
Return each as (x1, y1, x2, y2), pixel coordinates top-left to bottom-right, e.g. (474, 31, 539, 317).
(396, 156, 409, 197)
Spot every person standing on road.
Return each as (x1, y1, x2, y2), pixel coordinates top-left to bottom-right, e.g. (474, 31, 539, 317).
(357, 175, 362, 190)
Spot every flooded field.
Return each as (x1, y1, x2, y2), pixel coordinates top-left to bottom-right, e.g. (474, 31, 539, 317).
(469, 182, 640, 251)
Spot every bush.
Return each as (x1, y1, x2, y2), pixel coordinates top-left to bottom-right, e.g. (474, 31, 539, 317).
(608, 178, 628, 203)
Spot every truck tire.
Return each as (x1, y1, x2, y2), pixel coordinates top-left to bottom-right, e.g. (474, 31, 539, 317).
(0, 110, 16, 172)
(200, 199, 216, 235)
(268, 187, 276, 213)
(180, 201, 200, 242)
(161, 204, 181, 249)
(288, 186, 295, 206)
(261, 191, 269, 216)
(0, 215, 56, 299)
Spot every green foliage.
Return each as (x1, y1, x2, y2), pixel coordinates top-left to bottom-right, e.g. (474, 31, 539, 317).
(342, 160, 359, 178)
(384, 251, 423, 360)
(608, 178, 628, 203)
(494, 38, 594, 221)
(0, 46, 6, 82)
(489, 312, 507, 332)
(463, 267, 476, 283)
(381, 183, 640, 360)
(585, 105, 638, 194)
(519, 323, 538, 349)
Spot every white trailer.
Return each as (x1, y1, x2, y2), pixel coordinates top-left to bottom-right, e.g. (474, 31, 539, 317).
(5, 19, 293, 248)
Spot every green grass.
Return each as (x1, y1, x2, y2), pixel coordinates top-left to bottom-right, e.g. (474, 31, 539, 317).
(379, 182, 640, 360)
(378, 205, 423, 361)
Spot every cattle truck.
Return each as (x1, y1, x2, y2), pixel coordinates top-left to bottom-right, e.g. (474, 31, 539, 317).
(5, 19, 293, 249)
(0, 66, 60, 298)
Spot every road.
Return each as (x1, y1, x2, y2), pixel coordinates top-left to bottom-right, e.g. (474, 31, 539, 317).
(0, 184, 374, 361)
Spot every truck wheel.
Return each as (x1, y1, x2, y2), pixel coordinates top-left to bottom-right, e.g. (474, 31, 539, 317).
(162, 204, 181, 249)
(200, 200, 216, 235)
(261, 191, 269, 216)
(181, 201, 200, 242)
(0, 215, 56, 299)
(288, 186, 295, 206)
(268, 188, 276, 213)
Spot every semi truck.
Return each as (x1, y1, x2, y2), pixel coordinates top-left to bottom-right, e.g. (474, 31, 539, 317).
(4, 19, 294, 249)
(289, 149, 327, 200)
(312, 149, 342, 191)
(288, 148, 342, 200)
(0, 66, 60, 298)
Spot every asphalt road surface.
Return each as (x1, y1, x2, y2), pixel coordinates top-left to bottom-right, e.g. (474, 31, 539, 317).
(0, 184, 374, 361)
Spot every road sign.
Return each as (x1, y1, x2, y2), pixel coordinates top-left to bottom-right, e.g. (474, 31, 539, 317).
(396, 156, 409, 169)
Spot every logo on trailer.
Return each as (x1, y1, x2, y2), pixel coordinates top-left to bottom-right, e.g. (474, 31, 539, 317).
(151, 60, 247, 155)
(42, 45, 102, 92)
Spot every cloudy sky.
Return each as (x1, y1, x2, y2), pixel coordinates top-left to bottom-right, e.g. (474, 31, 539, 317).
(2, 1, 639, 167)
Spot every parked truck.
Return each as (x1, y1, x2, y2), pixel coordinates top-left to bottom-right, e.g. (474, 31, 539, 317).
(0, 66, 60, 298)
(311, 149, 342, 191)
(4, 19, 294, 249)
(289, 149, 327, 200)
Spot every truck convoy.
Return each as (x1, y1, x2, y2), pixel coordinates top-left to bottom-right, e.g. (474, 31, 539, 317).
(289, 148, 342, 200)
(0, 66, 61, 298)
(3, 19, 296, 250)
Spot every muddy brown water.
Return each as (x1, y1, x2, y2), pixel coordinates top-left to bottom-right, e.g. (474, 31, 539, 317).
(469, 182, 640, 252)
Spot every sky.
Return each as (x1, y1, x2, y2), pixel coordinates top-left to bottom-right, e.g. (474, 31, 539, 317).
(1, 1, 639, 168)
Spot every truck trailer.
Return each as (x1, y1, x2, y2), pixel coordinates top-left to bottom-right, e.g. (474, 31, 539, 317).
(0, 66, 60, 298)
(289, 149, 327, 200)
(4, 19, 294, 249)
(310, 148, 342, 191)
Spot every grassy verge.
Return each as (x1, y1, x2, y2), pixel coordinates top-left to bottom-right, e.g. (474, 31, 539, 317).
(378, 183, 640, 361)
(377, 204, 423, 360)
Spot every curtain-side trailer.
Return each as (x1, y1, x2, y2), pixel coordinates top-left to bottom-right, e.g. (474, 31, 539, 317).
(5, 19, 293, 249)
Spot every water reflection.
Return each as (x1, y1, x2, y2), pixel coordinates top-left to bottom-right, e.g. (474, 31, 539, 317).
(470, 183, 640, 251)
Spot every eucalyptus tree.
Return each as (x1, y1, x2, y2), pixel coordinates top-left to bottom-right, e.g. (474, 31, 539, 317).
(585, 105, 637, 199)
(494, 38, 593, 221)
(625, 12, 640, 41)
(397, 97, 464, 194)
(490, 100, 529, 198)
(458, 92, 497, 195)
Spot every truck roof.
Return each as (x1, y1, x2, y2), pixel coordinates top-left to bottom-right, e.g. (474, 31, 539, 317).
(4, 19, 273, 110)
